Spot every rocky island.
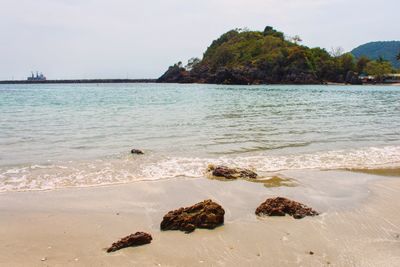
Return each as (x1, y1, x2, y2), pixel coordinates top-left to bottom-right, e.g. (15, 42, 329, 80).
(158, 26, 397, 85)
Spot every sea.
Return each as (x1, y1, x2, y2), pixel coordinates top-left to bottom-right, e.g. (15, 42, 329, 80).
(0, 83, 399, 192)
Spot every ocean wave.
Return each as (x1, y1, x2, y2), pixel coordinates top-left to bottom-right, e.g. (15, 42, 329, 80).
(1, 146, 400, 192)
(141, 146, 400, 177)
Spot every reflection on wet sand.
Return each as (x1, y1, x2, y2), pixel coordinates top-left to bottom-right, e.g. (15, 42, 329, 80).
(348, 167, 400, 177)
(207, 171, 297, 188)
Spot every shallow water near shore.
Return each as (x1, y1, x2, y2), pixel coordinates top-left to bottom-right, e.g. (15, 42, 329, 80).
(1, 83, 400, 192)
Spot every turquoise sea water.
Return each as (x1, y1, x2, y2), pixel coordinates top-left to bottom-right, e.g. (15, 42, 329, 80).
(1, 83, 400, 191)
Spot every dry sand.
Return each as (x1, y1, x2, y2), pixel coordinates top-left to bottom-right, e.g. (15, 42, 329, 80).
(0, 170, 399, 266)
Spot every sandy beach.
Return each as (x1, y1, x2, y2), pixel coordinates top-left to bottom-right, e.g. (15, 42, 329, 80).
(1, 0, 399, 265)
(1, 169, 399, 267)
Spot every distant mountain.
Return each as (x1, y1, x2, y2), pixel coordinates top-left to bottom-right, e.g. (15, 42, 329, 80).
(351, 41, 400, 69)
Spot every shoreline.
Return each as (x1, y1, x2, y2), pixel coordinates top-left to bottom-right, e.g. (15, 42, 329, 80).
(1, 169, 399, 266)
(0, 80, 399, 86)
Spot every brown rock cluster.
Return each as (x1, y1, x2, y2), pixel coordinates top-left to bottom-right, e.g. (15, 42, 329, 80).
(107, 232, 152, 253)
(106, 197, 319, 252)
(160, 199, 225, 233)
(255, 197, 319, 219)
(207, 164, 258, 180)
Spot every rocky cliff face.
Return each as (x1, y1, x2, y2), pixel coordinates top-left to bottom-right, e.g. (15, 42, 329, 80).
(158, 65, 324, 85)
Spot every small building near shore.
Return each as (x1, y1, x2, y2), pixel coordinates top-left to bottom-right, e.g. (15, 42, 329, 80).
(358, 74, 375, 83)
(384, 74, 400, 83)
(358, 73, 400, 84)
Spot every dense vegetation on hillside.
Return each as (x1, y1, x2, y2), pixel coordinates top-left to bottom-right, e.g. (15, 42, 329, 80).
(352, 41, 400, 69)
(159, 27, 398, 85)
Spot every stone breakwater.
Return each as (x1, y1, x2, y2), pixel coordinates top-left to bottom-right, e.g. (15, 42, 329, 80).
(0, 79, 156, 84)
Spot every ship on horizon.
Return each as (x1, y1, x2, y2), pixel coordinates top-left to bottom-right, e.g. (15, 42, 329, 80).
(27, 71, 46, 81)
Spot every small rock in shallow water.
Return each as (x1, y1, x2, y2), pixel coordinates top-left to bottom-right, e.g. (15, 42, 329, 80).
(107, 232, 152, 253)
(207, 164, 257, 180)
(255, 197, 318, 219)
(160, 199, 225, 233)
(131, 149, 144, 155)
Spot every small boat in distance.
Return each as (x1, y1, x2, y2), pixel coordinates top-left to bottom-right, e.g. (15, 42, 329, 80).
(27, 71, 46, 81)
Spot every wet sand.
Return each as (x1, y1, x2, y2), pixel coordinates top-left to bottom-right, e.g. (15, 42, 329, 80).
(0, 170, 399, 266)
(349, 167, 400, 177)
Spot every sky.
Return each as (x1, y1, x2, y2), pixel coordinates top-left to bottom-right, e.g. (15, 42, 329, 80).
(0, 0, 398, 80)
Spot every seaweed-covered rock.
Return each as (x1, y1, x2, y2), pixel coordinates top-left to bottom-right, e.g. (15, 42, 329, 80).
(160, 199, 225, 233)
(107, 232, 152, 253)
(255, 197, 318, 219)
(131, 149, 144, 155)
(207, 164, 258, 179)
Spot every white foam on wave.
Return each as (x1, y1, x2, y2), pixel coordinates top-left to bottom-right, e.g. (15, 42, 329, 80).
(1, 145, 400, 192)
(142, 146, 400, 178)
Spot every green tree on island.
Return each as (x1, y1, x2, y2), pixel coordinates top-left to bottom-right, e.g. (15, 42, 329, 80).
(364, 60, 393, 80)
(356, 56, 370, 74)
